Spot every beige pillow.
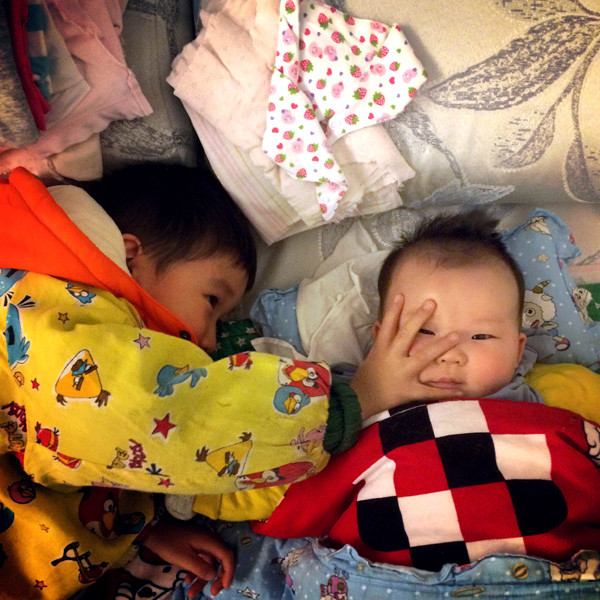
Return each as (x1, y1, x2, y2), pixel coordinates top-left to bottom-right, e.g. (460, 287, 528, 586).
(346, 0, 600, 206)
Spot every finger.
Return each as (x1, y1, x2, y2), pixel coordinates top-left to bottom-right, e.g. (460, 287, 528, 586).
(187, 577, 207, 598)
(374, 293, 404, 346)
(392, 299, 437, 354)
(210, 576, 226, 596)
(410, 331, 459, 368)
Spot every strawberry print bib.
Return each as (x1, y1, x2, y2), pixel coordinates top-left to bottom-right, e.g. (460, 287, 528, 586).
(263, 0, 427, 220)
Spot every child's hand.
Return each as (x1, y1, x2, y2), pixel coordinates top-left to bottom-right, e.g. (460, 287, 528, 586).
(351, 295, 459, 419)
(142, 519, 234, 597)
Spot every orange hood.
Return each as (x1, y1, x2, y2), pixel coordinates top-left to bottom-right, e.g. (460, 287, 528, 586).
(0, 167, 194, 341)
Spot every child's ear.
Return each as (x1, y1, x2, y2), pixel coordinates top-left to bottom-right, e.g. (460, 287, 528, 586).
(516, 331, 527, 367)
(122, 234, 143, 261)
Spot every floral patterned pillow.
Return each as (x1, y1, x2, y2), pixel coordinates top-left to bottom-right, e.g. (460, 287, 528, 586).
(344, 0, 600, 208)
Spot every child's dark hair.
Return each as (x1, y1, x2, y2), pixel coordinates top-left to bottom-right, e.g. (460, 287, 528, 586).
(377, 209, 524, 320)
(86, 163, 257, 291)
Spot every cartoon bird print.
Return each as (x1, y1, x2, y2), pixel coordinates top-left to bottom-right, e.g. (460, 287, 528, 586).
(154, 364, 208, 397)
(235, 461, 314, 491)
(35, 423, 82, 469)
(55, 349, 110, 406)
(228, 352, 253, 370)
(196, 432, 252, 478)
(78, 487, 145, 539)
(0, 268, 26, 305)
(273, 385, 311, 415)
(66, 283, 96, 305)
(278, 358, 330, 397)
(5, 303, 30, 369)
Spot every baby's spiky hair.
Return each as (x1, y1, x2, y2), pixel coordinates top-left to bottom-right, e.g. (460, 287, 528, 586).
(377, 208, 524, 318)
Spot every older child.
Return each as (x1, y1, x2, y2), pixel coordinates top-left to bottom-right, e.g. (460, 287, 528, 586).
(0, 165, 410, 599)
(189, 210, 600, 600)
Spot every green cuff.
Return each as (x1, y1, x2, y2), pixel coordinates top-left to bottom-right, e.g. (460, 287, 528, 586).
(323, 379, 362, 454)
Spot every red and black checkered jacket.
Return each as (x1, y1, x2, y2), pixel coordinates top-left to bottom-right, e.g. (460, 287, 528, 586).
(253, 399, 600, 571)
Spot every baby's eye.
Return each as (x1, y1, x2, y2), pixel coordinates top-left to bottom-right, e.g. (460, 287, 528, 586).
(472, 333, 492, 340)
(418, 329, 435, 336)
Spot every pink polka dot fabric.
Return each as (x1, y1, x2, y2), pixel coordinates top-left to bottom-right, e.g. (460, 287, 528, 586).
(263, 0, 426, 219)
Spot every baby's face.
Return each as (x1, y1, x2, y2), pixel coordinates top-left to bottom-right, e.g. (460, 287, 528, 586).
(132, 252, 248, 353)
(384, 256, 526, 399)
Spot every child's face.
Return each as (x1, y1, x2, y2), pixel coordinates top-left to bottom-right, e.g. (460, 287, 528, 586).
(382, 255, 527, 399)
(129, 248, 248, 353)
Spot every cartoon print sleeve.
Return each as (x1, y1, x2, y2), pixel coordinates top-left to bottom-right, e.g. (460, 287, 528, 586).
(1, 272, 331, 497)
(251, 425, 376, 539)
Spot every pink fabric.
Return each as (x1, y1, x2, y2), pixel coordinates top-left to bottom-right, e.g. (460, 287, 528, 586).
(0, 0, 152, 172)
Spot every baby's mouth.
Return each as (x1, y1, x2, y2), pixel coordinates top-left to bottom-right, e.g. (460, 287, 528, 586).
(426, 378, 463, 390)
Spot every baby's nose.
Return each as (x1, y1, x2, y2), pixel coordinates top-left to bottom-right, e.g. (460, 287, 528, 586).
(436, 345, 466, 365)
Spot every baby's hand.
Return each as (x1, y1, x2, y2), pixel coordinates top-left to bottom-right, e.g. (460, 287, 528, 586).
(142, 519, 234, 597)
(351, 295, 459, 419)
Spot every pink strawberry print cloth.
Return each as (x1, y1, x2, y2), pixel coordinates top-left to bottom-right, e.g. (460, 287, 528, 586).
(263, 0, 426, 220)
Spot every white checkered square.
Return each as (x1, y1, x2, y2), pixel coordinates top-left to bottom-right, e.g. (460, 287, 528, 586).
(355, 455, 396, 500)
(427, 401, 489, 437)
(398, 490, 463, 547)
(493, 434, 552, 480)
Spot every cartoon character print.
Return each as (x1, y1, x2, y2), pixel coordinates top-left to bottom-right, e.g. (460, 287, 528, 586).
(5, 303, 30, 369)
(291, 424, 326, 454)
(321, 574, 349, 600)
(550, 549, 600, 581)
(522, 281, 570, 351)
(273, 359, 329, 415)
(526, 215, 552, 236)
(78, 487, 145, 540)
(107, 447, 129, 469)
(1, 401, 26, 463)
(7, 476, 36, 504)
(196, 432, 253, 478)
(112, 544, 188, 600)
(0, 268, 26, 305)
(573, 287, 596, 324)
(66, 283, 96, 305)
(35, 422, 82, 469)
(235, 461, 314, 491)
(584, 421, 600, 469)
(228, 352, 253, 370)
(154, 364, 208, 397)
(55, 349, 111, 406)
(51, 541, 108, 584)
(272, 545, 311, 594)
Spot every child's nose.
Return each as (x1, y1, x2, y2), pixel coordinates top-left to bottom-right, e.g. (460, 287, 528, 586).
(436, 345, 467, 365)
(199, 327, 218, 354)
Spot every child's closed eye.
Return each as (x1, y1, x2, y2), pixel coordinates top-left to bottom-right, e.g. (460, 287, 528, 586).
(418, 329, 435, 336)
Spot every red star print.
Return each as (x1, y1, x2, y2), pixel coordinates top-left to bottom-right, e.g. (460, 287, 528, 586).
(34, 580, 47, 590)
(31, 379, 40, 390)
(159, 478, 174, 488)
(152, 414, 176, 439)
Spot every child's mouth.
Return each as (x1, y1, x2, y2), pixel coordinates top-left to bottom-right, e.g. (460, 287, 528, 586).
(427, 379, 463, 389)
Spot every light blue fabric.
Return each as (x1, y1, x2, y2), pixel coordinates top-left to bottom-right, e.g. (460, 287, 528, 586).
(502, 209, 600, 369)
(175, 521, 600, 600)
(250, 285, 305, 353)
